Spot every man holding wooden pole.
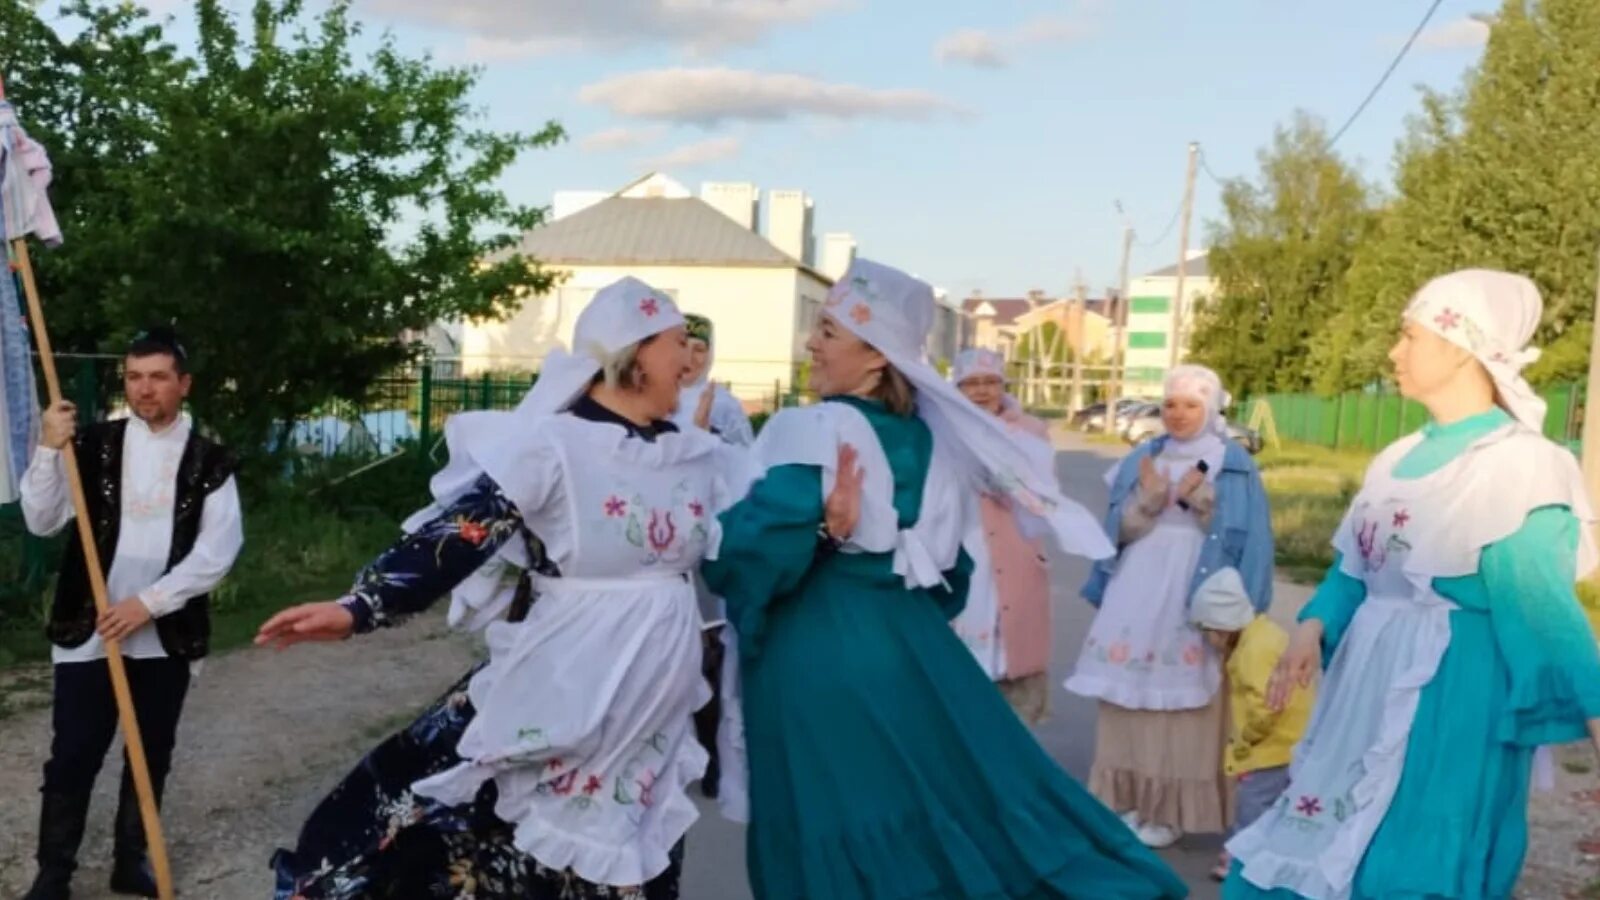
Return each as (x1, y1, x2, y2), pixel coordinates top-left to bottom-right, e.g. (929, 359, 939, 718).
(19, 328, 243, 899)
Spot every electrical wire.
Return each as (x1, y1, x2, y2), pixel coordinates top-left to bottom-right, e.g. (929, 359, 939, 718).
(1327, 0, 1448, 149)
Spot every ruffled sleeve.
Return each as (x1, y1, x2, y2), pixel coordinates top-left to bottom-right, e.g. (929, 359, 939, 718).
(1298, 553, 1369, 666)
(1482, 506, 1600, 746)
(702, 464, 825, 659)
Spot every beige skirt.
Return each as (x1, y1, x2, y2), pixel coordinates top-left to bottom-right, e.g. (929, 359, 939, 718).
(1088, 690, 1232, 834)
(998, 672, 1051, 726)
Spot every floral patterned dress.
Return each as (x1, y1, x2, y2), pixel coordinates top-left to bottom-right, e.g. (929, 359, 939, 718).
(272, 398, 694, 900)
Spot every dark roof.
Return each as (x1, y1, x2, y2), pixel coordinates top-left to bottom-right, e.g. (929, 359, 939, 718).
(513, 196, 803, 268)
(1145, 253, 1210, 278)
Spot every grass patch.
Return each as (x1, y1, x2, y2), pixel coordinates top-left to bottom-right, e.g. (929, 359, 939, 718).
(1255, 443, 1371, 584)
(0, 454, 431, 671)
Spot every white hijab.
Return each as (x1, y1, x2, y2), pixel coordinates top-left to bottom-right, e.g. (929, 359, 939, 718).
(1159, 364, 1229, 477)
(827, 259, 1112, 560)
(1404, 269, 1546, 431)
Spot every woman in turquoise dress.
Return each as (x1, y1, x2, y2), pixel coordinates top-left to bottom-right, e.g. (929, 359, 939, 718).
(703, 258, 1187, 899)
(1224, 269, 1600, 899)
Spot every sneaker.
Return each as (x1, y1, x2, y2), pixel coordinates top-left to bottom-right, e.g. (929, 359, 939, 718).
(1118, 810, 1141, 831)
(1136, 823, 1181, 849)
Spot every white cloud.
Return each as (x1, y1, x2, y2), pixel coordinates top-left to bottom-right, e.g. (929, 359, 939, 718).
(369, 0, 846, 56)
(934, 15, 1091, 69)
(935, 30, 1008, 69)
(644, 136, 744, 169)
(579, 127, 669, 152)
(579, 68, 964, 126)
(1414, 17, 1490, 51)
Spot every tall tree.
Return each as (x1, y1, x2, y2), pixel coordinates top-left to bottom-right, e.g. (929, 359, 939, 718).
(0, 0, 563, 468)
(1187, 112, 1376, 399)
(1315, 0, 1600, 390)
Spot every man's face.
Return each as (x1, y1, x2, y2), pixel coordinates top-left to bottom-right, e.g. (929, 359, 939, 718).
(124, 353, 190, 427)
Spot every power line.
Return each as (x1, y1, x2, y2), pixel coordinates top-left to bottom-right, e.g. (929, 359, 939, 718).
(1327, 0, 1448, 149)
(1134, 202, 1183, 248)
(1198, 150, 1227, 188)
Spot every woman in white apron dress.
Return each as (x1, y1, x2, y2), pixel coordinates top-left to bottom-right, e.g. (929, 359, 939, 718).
(1067, 365, 1275, 849)
(1224, 269, 1600, 899)
(257, 278, 846, 900)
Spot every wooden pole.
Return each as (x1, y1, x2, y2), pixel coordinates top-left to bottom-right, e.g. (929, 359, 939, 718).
(2, 83, 176, 900)
(1105, 224, 1133, 436)
(1169, 141, 1199, 369)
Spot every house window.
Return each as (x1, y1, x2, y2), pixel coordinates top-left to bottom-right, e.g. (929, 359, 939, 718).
(1129, 296, 1170, 314)
(1128, 331, 1167, 349)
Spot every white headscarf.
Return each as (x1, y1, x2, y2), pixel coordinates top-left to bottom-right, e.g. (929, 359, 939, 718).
(951, 348, 1007, 385)
(826, 259, 1113, 560)
(1159, 364, 1230, 475)
(515, 276, 685, 418)
(1404, 269, 1546, 431)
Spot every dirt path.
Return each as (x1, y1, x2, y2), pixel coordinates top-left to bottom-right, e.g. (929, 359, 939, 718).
(0, 610, 482, 898)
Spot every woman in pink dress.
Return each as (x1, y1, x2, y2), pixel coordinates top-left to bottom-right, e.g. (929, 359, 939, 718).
(949, 348, 1059, 724)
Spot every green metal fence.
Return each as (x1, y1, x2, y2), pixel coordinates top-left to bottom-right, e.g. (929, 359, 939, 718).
(1249, 381, 1586, 452)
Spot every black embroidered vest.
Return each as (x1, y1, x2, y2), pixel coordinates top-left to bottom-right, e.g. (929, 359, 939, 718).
(47, 419, 238, 660)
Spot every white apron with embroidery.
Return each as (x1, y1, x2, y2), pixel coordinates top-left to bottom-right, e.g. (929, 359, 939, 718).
(1226, 422, 1596, 899)
(1064, 452, 1220, 710)
(411, 415, 731, 888)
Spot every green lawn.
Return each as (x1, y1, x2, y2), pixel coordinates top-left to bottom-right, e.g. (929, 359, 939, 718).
(1255, 442, 1372, 584)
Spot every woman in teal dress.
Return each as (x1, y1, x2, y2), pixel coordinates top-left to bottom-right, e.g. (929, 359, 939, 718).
(1224, 269, 1600, 899)
(703, 258, 1186, 899)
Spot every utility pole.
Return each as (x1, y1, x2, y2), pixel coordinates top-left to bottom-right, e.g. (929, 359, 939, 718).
(1169, 141, 1200, 369)
(1105, 222, 1134, 436)
(1071, 270, 1088, 414)
(1582, 249, 1600, 572)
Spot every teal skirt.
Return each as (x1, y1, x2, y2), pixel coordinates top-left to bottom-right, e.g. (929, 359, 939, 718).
(740, 553, 1186, 900)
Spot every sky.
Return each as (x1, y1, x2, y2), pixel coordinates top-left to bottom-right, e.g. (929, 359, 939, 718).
(58, 0, 1492, 300)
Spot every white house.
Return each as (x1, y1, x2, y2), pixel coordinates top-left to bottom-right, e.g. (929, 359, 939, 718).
(454, 174, 847, 404)
(1121, 250, 1213, 398)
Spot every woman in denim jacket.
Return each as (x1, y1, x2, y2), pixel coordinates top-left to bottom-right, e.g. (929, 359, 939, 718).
(1066, 365, 1275, 849)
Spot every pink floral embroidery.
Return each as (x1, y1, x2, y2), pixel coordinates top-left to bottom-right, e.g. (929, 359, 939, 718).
(549, 770, 579, 796)
(604, 496, 627, 517)
(647, 510, 677, 552)
(688, 500, 705, 518)
(1108, 642, 1131, 664)
(1433, 308, 1462, 331)
(582, 775, 603, 796)
(546, 757, 564, 772)
(1392, 509, 1410, 529)
(850, 304, 872, 324)
(639, 296, 660, 317)
(637, 769, 659, 808)
(1182, 644, 1204, 666)
(1296, 795, 1323, 817)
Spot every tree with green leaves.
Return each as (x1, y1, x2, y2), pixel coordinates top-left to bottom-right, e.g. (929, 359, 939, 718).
(1187, 112, 1376, 400)
(0, 0, 562, 471)
(1313, 0, 1600, 391)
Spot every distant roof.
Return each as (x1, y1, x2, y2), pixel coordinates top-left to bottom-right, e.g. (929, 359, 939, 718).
(961, 297, 1033, 325)
(962, 296, 1114, 325)
(1144, 252, 1210, 278)
(513, 196, 806, 270)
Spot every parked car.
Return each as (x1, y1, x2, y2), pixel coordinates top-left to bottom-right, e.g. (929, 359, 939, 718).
(1072, 398, 1144, 431)
(1123, 406, 1263, 455)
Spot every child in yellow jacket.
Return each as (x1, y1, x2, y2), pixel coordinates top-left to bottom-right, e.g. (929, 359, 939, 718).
(1189, 571, 1313, 881)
